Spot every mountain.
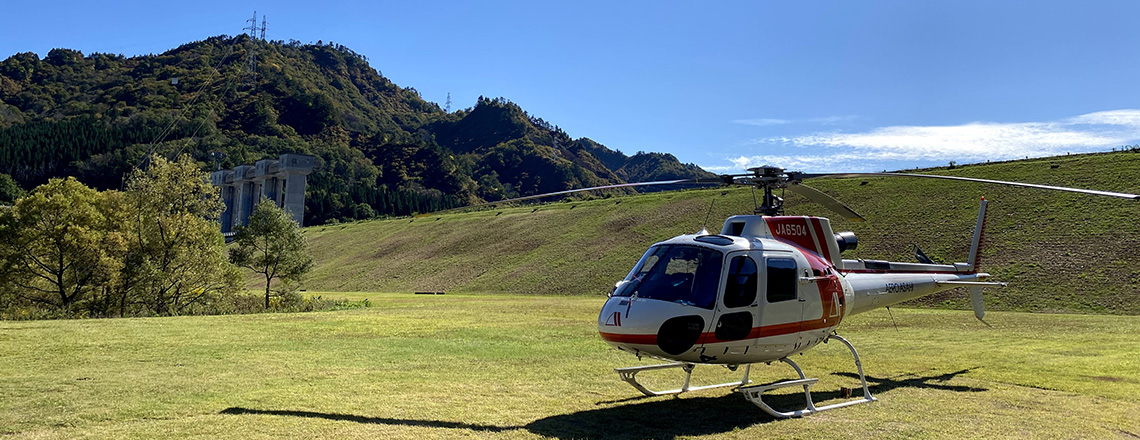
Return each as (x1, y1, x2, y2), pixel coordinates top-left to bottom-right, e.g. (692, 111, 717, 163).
(0, 35, 713, 223)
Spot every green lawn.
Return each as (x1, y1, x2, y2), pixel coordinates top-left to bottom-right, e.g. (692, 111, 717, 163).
(2, 293, 1139, 439)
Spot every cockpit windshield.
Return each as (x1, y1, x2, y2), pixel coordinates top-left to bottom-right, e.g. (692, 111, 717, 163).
(612, 245, 723, 309)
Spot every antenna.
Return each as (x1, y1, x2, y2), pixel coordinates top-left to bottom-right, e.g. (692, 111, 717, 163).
(702, 199, 716, 232)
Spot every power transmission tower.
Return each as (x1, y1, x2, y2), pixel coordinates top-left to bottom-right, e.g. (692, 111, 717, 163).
(260, 15, 268, 40)
(445, 92, 452, 113)
(243, 11, 260, 89)
(244, 11, 259, 38)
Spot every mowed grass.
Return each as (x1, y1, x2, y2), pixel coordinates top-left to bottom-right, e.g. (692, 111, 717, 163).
(2, 293, 1139, 439)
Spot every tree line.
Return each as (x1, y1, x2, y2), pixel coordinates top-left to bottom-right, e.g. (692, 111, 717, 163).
(0, 155, 311, 319)
(0, 114, 192, 186)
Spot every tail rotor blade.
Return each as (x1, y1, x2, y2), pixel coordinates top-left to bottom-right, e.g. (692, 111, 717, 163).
(786, 183, 866, 222)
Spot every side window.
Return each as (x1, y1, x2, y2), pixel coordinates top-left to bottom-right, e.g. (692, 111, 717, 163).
(723, 256, 757, 308)
(766, 258, 798, 303)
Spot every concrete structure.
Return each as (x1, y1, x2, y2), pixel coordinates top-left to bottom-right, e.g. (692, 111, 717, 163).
(210, 154, 315, 235)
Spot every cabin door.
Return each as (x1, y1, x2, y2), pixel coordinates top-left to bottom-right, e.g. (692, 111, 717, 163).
(712, 252, 760, 350)
(759, 253, 805, 350)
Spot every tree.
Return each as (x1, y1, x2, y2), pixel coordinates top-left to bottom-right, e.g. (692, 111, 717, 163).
(0, 173, 23, 205)
(123, 154, 241, 316)
(229, 199, 313, 309)
(0, 155, 243, 318)
(0, 178, 126, 314)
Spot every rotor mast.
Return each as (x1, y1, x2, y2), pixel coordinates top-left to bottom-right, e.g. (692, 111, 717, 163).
(748, 166, 789, 216)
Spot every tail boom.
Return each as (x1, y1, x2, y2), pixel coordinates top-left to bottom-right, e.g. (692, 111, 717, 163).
(843, 270, 996, 316)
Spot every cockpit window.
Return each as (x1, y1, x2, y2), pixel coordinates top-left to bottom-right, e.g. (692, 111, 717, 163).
(613, 245, 723, 309)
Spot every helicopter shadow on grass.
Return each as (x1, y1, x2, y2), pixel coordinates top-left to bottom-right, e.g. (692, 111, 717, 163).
(523, 367, 986, 440)
(218, 368, 985, 440)
(218, 396, 758, 440)
(834, 367, 987, 395)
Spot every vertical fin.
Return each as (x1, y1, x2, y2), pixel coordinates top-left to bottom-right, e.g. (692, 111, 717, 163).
(965, 197, 988, 272)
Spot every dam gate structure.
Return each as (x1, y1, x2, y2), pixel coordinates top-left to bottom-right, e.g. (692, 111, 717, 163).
(209, 153, 315, 237)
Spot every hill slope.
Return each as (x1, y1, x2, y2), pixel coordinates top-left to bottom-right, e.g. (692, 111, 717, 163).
(0, 36, 712, 223)
(299, 150, 1140, 314)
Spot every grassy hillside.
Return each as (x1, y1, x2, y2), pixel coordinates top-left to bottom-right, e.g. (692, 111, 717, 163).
(2, 293, 1138, 438)
(299, 151, 1140, 314)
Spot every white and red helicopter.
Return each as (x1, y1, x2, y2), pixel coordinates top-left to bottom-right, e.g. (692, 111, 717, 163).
(454, 165, 1139, 418)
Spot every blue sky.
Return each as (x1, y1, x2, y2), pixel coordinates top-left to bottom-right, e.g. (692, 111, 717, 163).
(4, 1, 1140, 173)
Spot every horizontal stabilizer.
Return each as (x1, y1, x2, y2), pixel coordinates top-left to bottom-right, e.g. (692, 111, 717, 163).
(935, 281, 1007, 287)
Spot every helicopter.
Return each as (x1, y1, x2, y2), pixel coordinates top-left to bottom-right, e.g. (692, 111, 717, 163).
(442, 164, 1138, 418)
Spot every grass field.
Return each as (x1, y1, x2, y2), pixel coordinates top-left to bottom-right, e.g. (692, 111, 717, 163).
(3, 293, 1138, 439)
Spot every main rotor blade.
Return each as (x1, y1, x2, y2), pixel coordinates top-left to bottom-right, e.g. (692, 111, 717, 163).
(796, 172, 1140, 200)
(415, 177, 723, 217)
(786, 184, 866, 222)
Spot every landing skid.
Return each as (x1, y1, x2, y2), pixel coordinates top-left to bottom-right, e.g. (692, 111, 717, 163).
(612, 334, 876, 418)
(740, 334, 876, 418)
(614, 362, 752, 396)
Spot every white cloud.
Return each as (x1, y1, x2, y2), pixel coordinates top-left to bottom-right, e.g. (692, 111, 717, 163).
(704, 153, 901, 173)
(707, 109, 1140, 172)
(1067, 109, 1140, 126)
(732, 118, 792, 126)
(731, 115, 856, 127)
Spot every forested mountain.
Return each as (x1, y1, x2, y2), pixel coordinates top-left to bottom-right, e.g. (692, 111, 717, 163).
(0, 35, 712, 222)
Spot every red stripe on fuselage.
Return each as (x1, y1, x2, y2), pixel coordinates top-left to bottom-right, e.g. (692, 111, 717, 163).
(808, 217, 832, 263)
(601, 304, 845, 347)
(598, 332, 658, 345)
(600, 314, 839, 347)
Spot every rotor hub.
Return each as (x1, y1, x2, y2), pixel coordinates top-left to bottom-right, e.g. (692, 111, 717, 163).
(746, 166, 791, 216)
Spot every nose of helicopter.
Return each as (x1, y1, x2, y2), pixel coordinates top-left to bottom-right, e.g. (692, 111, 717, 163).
(597, 296, 708, 359)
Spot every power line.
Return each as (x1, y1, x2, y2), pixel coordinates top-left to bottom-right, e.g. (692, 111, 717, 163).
(142, 13, 265, 169)
(141, 41, 237, 167)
